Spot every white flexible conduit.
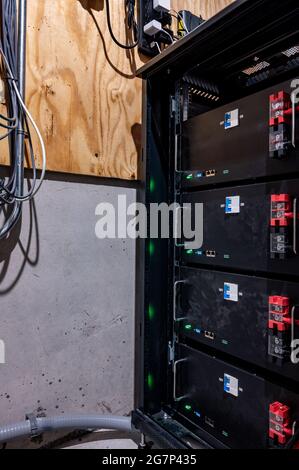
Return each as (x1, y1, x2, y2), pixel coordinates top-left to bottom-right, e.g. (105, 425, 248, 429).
(0, 415, 132, 443)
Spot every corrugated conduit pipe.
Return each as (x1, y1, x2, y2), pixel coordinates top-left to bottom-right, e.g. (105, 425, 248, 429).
(0, 414, 132, 443)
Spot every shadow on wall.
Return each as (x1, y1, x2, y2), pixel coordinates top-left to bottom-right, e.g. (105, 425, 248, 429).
(78, 0, 104, 12)
(0, 183, 40, 295)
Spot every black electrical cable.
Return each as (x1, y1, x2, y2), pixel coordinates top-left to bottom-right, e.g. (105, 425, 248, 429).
(126, 0, 138, 43)
(105, 0, 139, 50)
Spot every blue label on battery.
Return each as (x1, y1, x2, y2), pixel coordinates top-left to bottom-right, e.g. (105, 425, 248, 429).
(224, 112, 231, 129)
(225, 197, 232, 213)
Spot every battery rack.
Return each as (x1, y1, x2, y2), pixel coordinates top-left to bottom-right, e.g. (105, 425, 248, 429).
(133, 0, 299, 450)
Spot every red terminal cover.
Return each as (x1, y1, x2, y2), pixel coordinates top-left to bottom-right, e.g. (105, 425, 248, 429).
(269, 401, 293, 445)
(269, 91, 292, 126)
(268, 296, 290, 331)
(271, 194, 293, 227)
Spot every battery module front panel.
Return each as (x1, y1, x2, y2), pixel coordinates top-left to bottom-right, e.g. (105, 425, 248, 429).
(174, 345, 299, 449)
(179, 78, 299, 187)
(181, 178, 299, 276)
(175, 268, 299, 381)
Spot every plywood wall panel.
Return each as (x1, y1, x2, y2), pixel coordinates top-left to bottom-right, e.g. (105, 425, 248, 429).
(172, 0, 234, 19)
(0, 0, 234, 180)
(27, 0, 145, 180)
(0, 0, 144, 180)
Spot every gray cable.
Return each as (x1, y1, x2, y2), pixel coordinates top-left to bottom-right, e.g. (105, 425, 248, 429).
(0, 0, 26, 239)
(0, 414, 132, 443)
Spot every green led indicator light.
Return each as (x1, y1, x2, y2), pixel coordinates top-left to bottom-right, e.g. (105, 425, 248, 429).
(186, 174, 193, 180)
(149, 178, 156, 193)
(224, 254, 230, 259)
(147, 373, 154, 390)
(184, 404, 192, 411)
(222, 339, 228, 345)
(148, 241, 155, 256)
(223, 169, 230, 175)
(222, 430, 229, 437)
(185, 324, 192, 330)
(148, 304, 155, 320)
(186, 249, 193, 255)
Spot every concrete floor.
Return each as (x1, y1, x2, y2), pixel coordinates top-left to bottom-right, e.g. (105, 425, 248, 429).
(64, 431, 138, 449)
(66, 441, 138, 449)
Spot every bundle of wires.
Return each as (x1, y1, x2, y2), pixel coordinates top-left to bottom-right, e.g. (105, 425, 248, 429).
(0, 0, 46, 234)
(170, 9, 189, 36)
(105, 0, 139, 50)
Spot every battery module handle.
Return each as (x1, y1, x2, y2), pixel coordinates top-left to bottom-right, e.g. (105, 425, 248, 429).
(292, 91, 297, 149)
(174, 133, 180, 173)
(291, 305, 299, 349)
(174, 206, 192, 248)
(293, 198, 298, 255)
(173, 280, 187, 322)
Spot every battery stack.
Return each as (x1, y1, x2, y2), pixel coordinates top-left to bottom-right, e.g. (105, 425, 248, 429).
(133, 2, 299, 450)
(173, 77, 299, 448)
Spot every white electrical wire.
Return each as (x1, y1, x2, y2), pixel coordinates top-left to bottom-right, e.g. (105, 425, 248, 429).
(0, 48, 47, 200)
(11, 78, 46, 199)
(154, 41, 161, 54)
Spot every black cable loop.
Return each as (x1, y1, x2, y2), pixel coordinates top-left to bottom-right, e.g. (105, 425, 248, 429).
(105, 0, 139, 50)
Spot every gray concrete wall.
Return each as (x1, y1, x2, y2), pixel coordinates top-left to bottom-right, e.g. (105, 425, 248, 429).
(0, 176, 136, 448)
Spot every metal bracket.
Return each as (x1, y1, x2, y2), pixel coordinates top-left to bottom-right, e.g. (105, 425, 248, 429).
(171, 97, 177, 115)
(168, 341, 175, 364)
(291, 305, 299, 347)
(293, 198, 297, 255)
(174, 206, 191, 247)
(173, 280, 186, 322)
(174, 133, 180, 173)
(292, 91, 297, 149)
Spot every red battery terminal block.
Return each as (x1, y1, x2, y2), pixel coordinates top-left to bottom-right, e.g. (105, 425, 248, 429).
(271, 194, 294, 227)
(269, 91, 292, 126)
(269, 402, 293, 445)
(268, 296, 290, 331)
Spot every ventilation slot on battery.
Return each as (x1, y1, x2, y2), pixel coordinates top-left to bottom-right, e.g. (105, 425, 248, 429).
(242, 61, 270, 76)
(183, 75, 220, 102)
(239, 44, 299, 87)
(282, 46, 299, 57)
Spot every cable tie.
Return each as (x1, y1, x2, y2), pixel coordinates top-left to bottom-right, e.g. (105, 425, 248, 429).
(17, 129, 28, 137)
(25, 413, 40, 438)
(4, 75, 18, 82)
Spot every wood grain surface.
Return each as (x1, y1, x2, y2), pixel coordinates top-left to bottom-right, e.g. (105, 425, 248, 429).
(0, 0, 234, 180)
